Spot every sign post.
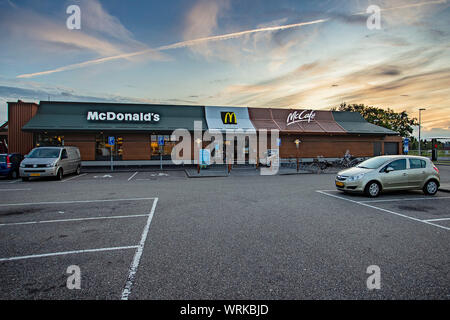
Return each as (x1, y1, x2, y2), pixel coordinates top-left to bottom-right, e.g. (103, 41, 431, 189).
(108, 136, 115, 171)
(158, 136, 164, 170)
(403, 137, 409, 155)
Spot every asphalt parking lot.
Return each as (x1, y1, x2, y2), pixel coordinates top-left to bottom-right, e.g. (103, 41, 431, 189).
(0, 166, 449, 299)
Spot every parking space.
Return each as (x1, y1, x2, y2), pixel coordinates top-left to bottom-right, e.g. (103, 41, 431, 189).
(0, 197, 158, 299)
(0, 177, 21, 184)
(317, 190, 450, 231)
(7, 170, 188, 184)
(1, 171, 449, 299)
(133, 170, 187, 181)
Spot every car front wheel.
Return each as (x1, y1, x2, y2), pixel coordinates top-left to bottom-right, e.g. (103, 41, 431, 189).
(423, 180, 438, 195)
(56, 169, 63, 181)
(365, 181, 381, 197)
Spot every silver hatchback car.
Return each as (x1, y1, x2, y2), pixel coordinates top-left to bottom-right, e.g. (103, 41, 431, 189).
(20, 146, 81, 181)
(335, 155, 440, 197)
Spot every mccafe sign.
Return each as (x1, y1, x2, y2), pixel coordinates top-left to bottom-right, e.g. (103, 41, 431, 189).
(286, 110, 316, 126)
(87, 111, 160, 122)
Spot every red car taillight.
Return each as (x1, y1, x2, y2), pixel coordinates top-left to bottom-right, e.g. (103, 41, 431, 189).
(6, 155, 11, 168)
(433, 165, 439, 174)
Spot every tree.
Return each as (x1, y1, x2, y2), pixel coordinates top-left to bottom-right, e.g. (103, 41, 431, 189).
(332, 103, 418, 137)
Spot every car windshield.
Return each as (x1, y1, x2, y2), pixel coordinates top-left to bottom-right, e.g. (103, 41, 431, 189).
(357, 157, 390, 169)
(0, 155, 6, 162)
(28, 148, 60, 158)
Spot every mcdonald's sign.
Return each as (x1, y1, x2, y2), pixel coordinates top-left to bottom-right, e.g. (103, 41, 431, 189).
(221, 112, 237, 124)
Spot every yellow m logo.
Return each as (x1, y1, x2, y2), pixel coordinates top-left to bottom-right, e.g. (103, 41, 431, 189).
(221, 112, 237, 124)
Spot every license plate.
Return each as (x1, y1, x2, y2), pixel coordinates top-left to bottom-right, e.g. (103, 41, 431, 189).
(335, 181, 344, 187)
(30, 173, 41, 177)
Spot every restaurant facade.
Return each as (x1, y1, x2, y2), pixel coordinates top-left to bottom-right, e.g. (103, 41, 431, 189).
(7, 100, 402, 164)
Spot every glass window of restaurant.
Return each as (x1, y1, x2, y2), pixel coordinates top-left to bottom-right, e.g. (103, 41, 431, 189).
(150, 134, 177, 160)
(35, 133, 65, 147)
(95, 134, 123, 161)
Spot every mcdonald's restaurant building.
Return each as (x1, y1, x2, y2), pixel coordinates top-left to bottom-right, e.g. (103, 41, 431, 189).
(6, 100, 402, 165)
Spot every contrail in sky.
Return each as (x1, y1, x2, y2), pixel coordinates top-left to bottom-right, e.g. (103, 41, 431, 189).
(17, 19, 329, 78)
(17, 0, 447, 79)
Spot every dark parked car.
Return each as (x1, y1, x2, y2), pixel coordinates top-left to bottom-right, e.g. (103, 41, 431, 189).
(0, 153, 24, 179)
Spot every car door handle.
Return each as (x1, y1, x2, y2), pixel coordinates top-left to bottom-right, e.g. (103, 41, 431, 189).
(402, 173, 407, 176)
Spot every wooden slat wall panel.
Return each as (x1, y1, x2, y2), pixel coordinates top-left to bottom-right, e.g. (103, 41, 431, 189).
(64, 133, 96, 160)
(7, 101, 38, 155)
(121, 134, 151, 160)
(262, 134, 402, 158)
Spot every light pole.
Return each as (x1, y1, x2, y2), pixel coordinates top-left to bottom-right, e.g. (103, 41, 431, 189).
(418, 108, 426, 156)
(295, 139, 301, 172)
(195, 138, 202, 173)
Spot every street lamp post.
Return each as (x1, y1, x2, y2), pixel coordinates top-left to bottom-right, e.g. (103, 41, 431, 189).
(418, 108, 426, 156)
(295, 139, 301, 172)
(195, 138, 202, 174)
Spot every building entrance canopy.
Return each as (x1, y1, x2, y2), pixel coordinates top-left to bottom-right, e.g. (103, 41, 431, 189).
(204, 106, 256, 132)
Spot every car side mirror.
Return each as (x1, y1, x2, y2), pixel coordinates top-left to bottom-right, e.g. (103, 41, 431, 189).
(385, 167, 394, 173)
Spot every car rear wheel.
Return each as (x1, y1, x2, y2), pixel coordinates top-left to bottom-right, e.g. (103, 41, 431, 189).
(75, 165, 81, 175)
(8, 170, 18, 180)
(56, 169, 63, 181)
(365, 181, 381, 197)
(423, 180, 438, 195)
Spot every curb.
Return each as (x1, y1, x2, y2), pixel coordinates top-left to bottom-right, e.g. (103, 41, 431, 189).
(184, 169, 229, 178)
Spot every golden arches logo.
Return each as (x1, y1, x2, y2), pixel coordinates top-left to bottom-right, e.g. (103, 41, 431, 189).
(221, 112, 237, 124)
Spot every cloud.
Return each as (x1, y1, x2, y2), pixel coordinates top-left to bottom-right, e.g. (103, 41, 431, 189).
(0, 0, 167, 72)
(182, 0, 230, 58)
(200, 45, 449, 136)
(15, 0, 448, 79)
(17, 15, 328, 78)
(0, 85, 157, 104)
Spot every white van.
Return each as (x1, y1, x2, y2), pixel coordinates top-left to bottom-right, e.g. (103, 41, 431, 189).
(20, 146, 81, 181)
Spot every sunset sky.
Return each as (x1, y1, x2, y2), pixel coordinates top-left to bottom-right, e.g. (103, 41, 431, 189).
(0, 0, 449, 139)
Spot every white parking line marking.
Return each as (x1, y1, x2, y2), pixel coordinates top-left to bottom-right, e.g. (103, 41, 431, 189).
(0, 188, 31, 192)
(0, 245, 139, 262)
(121, 197, 159, 300)
(0, 197, 156, 207)
(0, 214, 150, 227)
(317, 190, 450, 231)
(424, 217, 450, 222)
(128, 172, 138, 181)
(0, 180, 19, 184)
(61, 173, 87, 182)
(360, 196, 450, 203)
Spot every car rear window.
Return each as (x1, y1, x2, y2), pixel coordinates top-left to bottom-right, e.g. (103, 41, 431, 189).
(409, 159, 426, 169)
(0, 155, 6, 163)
